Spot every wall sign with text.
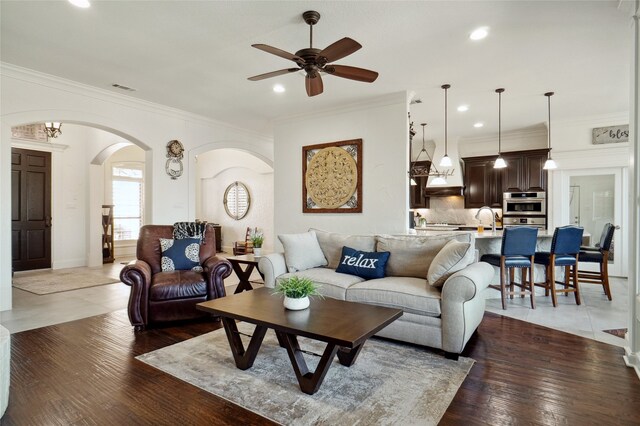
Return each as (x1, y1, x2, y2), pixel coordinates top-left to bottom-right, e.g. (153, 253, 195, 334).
(592, 125, 629, 145)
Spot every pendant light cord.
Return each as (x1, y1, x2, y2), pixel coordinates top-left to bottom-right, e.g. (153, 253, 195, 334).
(498, 91, 502, 154)
(545, 92, 554, 159)
(444, 86, 448, 156)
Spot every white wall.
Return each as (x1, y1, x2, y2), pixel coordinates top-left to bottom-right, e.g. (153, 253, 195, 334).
(272, 92, 409, 243)
(0, 64, 273, 311)
(196, 149, 274, 252)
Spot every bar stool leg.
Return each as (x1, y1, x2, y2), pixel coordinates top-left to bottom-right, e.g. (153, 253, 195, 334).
(520, 269, 526, 298)
(549, 260, 558, 307)
(529, 256, 535, 309)
(509, 268, 515, 299)
(500, 259, 507, 310)
(602, 254, 612, 301)
(564, 265, 570, 297)
(573, 262, 581, 305)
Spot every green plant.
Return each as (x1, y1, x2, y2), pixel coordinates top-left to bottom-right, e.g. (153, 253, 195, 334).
(273, 276, 322, 299)
(249, 228, 264, 248)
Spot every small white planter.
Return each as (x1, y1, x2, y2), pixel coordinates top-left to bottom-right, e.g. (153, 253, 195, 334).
(253, 247, 262, 257)
(283, 296, 310, 310)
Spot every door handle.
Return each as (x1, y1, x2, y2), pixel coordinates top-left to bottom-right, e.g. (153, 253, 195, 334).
(45, 216, 52, 227)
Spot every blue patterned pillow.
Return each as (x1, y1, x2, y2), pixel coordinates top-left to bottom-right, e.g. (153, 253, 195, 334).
(160, 237, 202, 272)
(335, 246, 390, 279)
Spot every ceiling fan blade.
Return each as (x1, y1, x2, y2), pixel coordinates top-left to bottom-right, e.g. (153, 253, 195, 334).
(305, 73, 324, 97)
(324, 65, 379, 83)
(248, 68, 299, 81)
(317, 37, 362, 63)
(251, 44, 303, 63)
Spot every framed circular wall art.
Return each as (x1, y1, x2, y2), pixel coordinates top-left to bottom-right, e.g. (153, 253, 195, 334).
(302, 139, 362, 213)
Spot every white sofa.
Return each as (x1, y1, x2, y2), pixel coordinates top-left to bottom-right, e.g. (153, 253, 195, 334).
(258, 229, 494, 358)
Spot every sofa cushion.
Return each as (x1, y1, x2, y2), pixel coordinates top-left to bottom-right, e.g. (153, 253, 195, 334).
(311, 228, 377, 269)
(346, 276, 442, 317)
(278, 231, 327, 272)
(335, 246, 390, 279)
(277, 268, 365, 300)
(427, 239, 475, 288)
(376, 233, 474, 278)
(159, 237, 202, 272)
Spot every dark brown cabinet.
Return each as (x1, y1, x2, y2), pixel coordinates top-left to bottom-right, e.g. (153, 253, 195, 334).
(462, 156, 502, 208)
(409, 161, 431, 209)
(462, 149, 549, 208)
(501, 149, 548, 192)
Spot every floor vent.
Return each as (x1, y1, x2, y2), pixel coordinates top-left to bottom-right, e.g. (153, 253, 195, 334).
(111, 83, 136, 92)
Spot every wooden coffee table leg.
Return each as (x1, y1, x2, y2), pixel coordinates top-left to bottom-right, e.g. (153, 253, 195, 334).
(337, 343, 365, 367)
(277, 331, 339, 395)
(221, 318, 267, 370)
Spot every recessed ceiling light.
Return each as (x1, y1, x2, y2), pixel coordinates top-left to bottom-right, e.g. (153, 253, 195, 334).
(473, 122, 484, 128)
(68, 0, 90, 8)
(273, 84, 285, 93)
(457, 105, 469, 112)
(469, 27, 489, 41)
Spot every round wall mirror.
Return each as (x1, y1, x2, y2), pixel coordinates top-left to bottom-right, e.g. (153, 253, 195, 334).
(223, 181, 251, 220)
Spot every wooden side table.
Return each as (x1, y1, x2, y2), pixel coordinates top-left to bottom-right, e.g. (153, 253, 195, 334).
(226, 254, 264, 294)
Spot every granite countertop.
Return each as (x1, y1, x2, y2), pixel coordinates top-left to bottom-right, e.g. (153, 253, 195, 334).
(410, 229, 588, 239)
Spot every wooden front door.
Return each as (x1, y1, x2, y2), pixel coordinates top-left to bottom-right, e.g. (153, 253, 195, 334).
(11, 148, 52, 271)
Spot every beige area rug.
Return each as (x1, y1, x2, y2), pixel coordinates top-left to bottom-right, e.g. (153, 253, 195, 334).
(12, 267, 120, 295)
(137, 322, 474, 425)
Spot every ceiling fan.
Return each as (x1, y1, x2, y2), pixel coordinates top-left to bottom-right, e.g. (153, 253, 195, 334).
(248, 10, 379, 97)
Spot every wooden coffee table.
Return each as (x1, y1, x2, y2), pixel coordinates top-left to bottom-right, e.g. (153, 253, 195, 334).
(197, 287, 402, 395)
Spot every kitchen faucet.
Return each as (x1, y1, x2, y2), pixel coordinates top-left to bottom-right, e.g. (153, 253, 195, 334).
(475, 206, 496, 233)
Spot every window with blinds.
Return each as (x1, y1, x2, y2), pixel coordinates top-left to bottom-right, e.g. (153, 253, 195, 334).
(112, 163, 144, 241)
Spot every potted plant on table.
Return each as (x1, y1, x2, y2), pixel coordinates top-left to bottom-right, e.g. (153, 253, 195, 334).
(249, 228, 264, 256)
(273, 276, 322, 310)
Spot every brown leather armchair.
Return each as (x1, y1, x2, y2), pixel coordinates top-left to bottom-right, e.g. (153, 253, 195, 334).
(120, 224, 232, 330)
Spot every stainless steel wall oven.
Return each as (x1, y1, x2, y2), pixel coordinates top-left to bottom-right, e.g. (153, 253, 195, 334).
(503, 192, 546, 216)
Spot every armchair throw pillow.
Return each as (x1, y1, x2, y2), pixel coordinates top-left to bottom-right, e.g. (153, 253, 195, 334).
(336, 246, 390, 280)
(427, 239, 474, 288)
(160, 237, 202, 272)
(278, 231, 327, 272)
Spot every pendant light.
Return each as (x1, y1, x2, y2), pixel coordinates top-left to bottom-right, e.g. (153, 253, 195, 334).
(493, 88, 507, 169)
(439, 84, 453, 168)
(543, 92, 558, 170)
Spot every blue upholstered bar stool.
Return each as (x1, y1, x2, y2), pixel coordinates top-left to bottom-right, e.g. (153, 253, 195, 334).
(534, 226, 584, 307)
(480, 227, 538, 310)
(578, 223, 615, 300)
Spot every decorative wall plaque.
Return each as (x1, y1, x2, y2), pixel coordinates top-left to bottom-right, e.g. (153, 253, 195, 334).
(302, 139, 362, 213)
(592, 125, 629, 145)
(165, 139, 184, 179)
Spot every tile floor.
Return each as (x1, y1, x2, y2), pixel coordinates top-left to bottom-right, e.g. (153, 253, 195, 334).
(485, 276, 629, 347)
(1, 255, 261, 334)
(1, 260, 630, 349)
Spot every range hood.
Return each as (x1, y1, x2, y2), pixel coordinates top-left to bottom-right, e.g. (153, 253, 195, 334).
(423, 185, 464, 197)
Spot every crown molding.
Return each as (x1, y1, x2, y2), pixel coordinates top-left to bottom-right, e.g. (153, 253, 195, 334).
(1, 62, 272, 142)
(11, 138, 68, 152)
(459, 126, 547, 146)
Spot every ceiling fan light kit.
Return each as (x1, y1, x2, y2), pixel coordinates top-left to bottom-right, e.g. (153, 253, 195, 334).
(248, 10, 379, 97)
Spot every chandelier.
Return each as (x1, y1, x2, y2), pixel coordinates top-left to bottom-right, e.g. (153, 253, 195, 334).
(409, 118, 453, 186)
(44, 122, 62, 138)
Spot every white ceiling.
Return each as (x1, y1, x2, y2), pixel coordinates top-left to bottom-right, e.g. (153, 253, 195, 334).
(0, 1, 633, 141)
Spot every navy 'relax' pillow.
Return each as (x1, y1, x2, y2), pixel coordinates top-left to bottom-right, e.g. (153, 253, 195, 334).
(160, 237, 202, 272)
(335, 246, 390, 280)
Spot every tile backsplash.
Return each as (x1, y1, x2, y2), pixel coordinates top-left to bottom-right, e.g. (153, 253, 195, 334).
(412, 196, 501, 226)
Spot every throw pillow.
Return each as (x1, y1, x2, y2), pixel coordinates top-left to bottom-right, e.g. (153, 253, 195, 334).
(335, 246, 390, 280)
(427, 239, 474, 288)
(311, 228, 377, 269)
(160, 237, 202, 272)
(278, 231, 328, 272)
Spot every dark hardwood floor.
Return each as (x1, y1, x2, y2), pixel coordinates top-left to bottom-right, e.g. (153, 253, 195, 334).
(2, 310, 640, 425)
